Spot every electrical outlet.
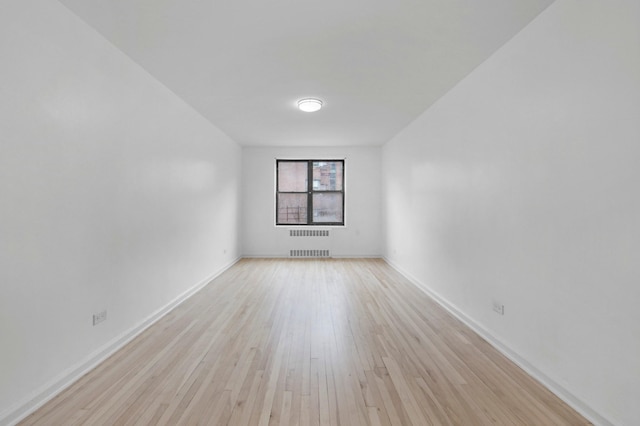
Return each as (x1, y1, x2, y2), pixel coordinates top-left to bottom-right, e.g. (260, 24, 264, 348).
(492, 301, 505, 315)
(93, 310, 107, 326)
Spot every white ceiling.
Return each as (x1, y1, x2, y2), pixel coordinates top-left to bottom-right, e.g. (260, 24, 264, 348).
(57, 0, 554, 147)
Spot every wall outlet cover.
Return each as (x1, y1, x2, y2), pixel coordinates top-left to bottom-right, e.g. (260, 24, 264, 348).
(93, 310, 107, 326)
(492, 301, 505, 315)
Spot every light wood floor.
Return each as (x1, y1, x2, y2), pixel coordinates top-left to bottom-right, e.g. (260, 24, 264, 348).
(21, 259, 589, 425)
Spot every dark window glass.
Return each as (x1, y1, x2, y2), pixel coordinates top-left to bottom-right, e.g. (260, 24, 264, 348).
(312, 161, 343, 191)
(278, 162, 308, 192)
(312, 193, 343, 223)
(277, 193, 308, 224)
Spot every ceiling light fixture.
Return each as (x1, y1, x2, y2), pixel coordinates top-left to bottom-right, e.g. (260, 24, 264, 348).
(297, 98, 323, 112)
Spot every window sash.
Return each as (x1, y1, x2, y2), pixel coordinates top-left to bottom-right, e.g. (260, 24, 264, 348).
(276, 159, 344, 226)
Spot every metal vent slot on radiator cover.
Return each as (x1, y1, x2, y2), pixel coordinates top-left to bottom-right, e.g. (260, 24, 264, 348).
(289, 229, 330, 237)
(289, 250, 330, 258)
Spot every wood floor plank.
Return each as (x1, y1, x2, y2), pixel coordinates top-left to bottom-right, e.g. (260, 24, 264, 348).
(20, 259, 591, 425)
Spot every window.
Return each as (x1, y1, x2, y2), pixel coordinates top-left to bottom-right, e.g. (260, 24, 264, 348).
(276, 159, 344, 226)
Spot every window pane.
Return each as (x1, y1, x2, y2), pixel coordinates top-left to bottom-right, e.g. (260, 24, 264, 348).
(312, 193, 343, 223)
(277, 193, 308, 224)
(312, 161, 343, 191)
(278, 162, 308, 192)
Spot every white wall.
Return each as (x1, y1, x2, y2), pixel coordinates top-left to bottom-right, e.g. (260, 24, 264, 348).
(0, 1, 241, 423)
(382, 1, 640, 425)
(242, 146, 382, 257)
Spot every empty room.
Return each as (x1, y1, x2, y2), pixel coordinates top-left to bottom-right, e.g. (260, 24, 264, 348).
(1, 0, 638, 425)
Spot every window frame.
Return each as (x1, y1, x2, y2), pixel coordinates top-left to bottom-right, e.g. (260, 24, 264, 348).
(275, 159, 345, 227)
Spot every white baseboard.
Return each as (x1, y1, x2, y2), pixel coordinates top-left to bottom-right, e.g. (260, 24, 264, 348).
(383, 257, 614, 426)
(241, 254, 383, 259)
(329, 255, 383, 259)
(0, 257, 240, 426)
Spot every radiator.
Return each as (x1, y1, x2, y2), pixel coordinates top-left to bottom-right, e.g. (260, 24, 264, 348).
(288, 229, 331, 257)
(289, 249, 331, 258)
(289, 229, 330, 237)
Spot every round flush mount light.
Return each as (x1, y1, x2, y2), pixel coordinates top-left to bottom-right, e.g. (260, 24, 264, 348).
(297, 98, 323, 112)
